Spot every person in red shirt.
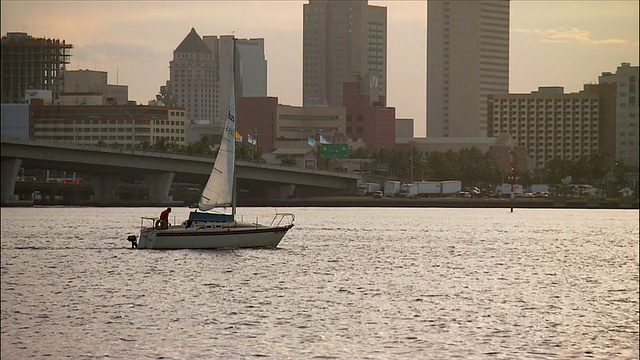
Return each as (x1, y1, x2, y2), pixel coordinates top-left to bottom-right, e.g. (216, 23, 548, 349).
(159, 207, 171, 229)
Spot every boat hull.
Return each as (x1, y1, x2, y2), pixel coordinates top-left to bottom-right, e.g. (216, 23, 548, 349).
(137, 224, 293, 250)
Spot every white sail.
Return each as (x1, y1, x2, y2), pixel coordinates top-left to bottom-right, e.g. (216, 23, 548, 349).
(198, 60, 236, 211)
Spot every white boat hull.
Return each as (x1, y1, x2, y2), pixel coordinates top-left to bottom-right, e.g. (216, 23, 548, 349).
(137, 223, 293, 250)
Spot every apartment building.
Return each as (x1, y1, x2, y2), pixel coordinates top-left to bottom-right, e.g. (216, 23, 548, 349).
(29, 100, 187, 148)
(427, 1, 510, 137)
(303, 0, 387, 107)
(1, 32, 73, 103)
(598, 62, 639, 167)
(487, 85, 616, 169)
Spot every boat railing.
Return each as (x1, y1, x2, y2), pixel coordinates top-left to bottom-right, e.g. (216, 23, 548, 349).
(270, 212, 295, 227)
(140, 216, 158, 229)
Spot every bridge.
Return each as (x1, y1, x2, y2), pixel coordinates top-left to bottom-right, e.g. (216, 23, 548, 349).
(1, 138, 359, 204)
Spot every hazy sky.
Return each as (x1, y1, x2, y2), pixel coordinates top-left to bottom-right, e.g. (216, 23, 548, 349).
(2, 1, 638, 137)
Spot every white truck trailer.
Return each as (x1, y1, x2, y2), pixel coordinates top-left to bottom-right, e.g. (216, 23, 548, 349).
(440, 180, 462, 196)
(399, 183, 419, 198)
(357, 182, 381, 196)
(383, 181, 402, 197)
(415, 181, 441, 197)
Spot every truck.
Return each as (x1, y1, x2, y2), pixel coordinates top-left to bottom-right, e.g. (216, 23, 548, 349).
(440, 180, 462, 196)
(415, 181, 441, 197)
(531, 184, 549, 195)
(398, 183, 418, 198)
(356, 182, 381, 196)
(499, 183, 523, 197)
(383, 180, 402, 197)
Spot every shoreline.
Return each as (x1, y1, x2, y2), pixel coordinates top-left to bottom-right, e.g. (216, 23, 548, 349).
(2, 196, 637, 209)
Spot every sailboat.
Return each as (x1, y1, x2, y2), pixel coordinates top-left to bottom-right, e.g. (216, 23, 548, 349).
(129, 40, 294, 250)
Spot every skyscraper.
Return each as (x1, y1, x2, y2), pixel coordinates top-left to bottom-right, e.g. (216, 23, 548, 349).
(303, 0, 387, 107)
(236, 38, 268, 98)
(427, 1, 509, 137)
(167, 29, 267, 129)
(169, 28, 216, 124)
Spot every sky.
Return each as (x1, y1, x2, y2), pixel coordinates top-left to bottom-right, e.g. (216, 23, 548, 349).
(1, 1, 638, 137)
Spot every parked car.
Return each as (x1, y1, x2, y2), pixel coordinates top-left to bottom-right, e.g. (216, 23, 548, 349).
(373, 191, 384, 198)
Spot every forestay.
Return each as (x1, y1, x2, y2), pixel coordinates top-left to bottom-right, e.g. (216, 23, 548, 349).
(198, 73, 236, 212)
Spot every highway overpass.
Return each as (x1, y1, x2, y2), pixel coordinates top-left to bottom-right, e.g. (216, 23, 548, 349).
(1, 138, 359, 204)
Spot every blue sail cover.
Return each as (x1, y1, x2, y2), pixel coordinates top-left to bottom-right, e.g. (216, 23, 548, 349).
(188, 211, 234, 222)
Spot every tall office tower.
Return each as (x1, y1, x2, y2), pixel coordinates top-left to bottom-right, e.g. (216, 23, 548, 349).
(236, 38, 267, 97)
(427, 1, 509, 137)
(169, 28, 216, 124)
(303, 0, 387, 107)
(598, 62, 639, 167)
(1, 32, 73, 103)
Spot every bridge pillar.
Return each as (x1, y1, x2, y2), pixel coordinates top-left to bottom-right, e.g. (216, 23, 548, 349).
(144, 172, 174, 202)
(89, 174, 121, 201)
(1, 158, 21, 203)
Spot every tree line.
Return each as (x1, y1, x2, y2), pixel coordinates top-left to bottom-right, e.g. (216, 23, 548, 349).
(103, 139, 636, 196)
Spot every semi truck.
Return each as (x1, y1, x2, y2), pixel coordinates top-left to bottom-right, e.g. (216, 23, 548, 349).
(499, 183, 523, 196)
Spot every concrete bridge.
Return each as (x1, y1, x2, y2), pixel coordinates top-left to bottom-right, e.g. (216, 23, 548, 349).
(1, 138, 359, 204)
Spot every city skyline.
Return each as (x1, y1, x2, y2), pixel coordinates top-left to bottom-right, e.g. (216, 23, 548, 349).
(1, 0, 638, 137)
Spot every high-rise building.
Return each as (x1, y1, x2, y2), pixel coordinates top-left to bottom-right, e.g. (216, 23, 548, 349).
(236, 39, 267, 98)
(427, 1, 509, 138)
(598, 62, 639, 167)
(167, 30, 267, 137)
(1, 32, 73, 103)
(169, 28, 216, 125)
(303, 0, 387, 107)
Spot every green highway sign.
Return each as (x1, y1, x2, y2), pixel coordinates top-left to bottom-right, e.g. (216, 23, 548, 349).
(320, 143, 349, 158)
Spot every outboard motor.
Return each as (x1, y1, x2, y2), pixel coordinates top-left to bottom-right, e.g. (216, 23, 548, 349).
(127, 235, 138, 249)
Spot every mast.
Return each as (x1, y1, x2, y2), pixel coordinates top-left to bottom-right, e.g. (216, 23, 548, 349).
(231, 37, 237, 217)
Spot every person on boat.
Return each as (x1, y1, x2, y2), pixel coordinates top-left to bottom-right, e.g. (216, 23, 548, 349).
(159, 207, 171, 229)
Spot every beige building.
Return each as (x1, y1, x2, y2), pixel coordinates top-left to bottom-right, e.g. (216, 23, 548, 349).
(427, 0, 510, 137)
(30, 101, 188, 148)
(169, 28, 217, 125)
(598, 62, 639, 167)
(488, 85, 617, 169)
(64, 69, 128, 105)
(303, 0, 387, 107)
(270, 104, 347, 167)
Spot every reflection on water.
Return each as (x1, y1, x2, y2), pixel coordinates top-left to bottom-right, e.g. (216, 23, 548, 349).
(1, 207, 638, 359)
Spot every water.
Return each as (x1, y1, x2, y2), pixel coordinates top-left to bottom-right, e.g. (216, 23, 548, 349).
(1, 207, 638, 359)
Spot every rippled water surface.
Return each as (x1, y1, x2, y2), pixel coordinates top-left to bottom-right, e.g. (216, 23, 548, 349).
(1, 207, 638, 359)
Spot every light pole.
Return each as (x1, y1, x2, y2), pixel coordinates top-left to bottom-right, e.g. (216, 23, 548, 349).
(407, 142, 414, 183)
(507, 168, 517, 213)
